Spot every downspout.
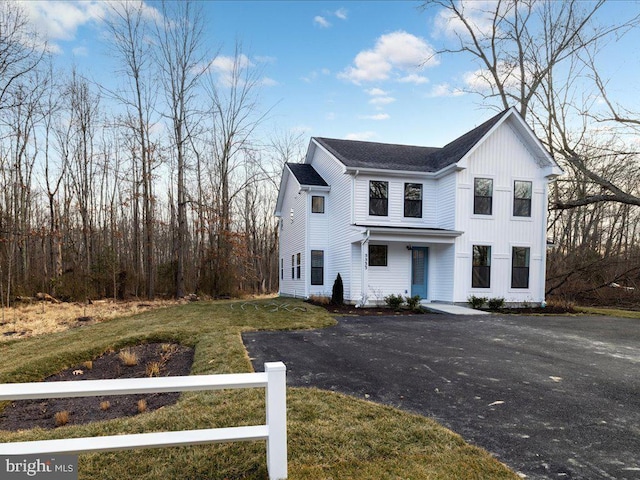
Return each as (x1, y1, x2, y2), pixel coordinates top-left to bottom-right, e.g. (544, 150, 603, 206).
(540, 183, 549, 307)
(357, 229, 370, 307)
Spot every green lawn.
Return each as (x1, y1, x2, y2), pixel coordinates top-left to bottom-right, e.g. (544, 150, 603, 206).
(0, 299, 518, 479)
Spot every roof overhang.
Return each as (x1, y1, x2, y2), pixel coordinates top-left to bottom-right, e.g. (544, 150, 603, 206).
(354, 224, 463, 244)
(343, 162, 462, 179)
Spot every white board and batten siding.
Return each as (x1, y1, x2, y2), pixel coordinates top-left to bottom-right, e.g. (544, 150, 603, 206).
(453, 121, 548, 304)
(278, 173, 308, 298)
(367, 243, 412, 302)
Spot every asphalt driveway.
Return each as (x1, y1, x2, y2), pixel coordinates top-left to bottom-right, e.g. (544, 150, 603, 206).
(243, 314, 640, 480)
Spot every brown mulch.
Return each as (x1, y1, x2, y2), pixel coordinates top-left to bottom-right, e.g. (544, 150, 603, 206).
(307, 300, 430, 316)
(0, 343, 194, 431)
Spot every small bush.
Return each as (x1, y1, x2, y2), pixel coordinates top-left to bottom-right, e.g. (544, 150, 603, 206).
(384, 293, 404, 310)
(405, 295, 422, 311)
(468, 295, 488, 309)
(146, 362, 161, 377)
(137, 399, 147, 413)
(54, 410, 69, 427)
(331, 273, 344, 305)
(308, 295, 330, 305)
(118, 348, 138, 366)
(100, 401, 110, 411)
(487, 297, 505, 311)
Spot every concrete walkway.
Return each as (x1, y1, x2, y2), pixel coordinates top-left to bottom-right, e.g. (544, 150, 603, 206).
(423, 302, 489, 315)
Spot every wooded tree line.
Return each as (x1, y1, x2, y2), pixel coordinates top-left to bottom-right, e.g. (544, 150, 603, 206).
(0, 1, 304, 304)
(1, 0, 639, 305)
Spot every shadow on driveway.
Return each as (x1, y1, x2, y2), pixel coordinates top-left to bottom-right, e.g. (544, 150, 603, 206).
(243, 314, 640, 480)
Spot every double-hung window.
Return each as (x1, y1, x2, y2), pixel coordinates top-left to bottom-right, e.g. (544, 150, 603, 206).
(511, 247, 530, 289)
(404, 183, 422, 218)
(296, 253, 301, 279)
(369, 181, 388, 216)
(472, 245, 491, 288)
(291, 255, 295, 279)
(474, 178, 493, 215)
(513, 180, 532, 217)
(311, 250, 324, 285)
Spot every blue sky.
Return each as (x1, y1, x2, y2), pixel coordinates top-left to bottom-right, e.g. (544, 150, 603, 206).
(19, 0, 640, 149)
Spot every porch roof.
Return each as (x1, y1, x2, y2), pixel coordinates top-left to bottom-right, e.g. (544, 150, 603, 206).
(353, 224, 463, 244)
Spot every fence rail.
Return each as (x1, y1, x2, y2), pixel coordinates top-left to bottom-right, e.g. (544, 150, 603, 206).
(0, 362, 287, 480)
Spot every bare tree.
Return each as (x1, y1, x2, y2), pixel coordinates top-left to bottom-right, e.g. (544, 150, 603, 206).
(103, 1, 157, 298)
(153, 0, 208, 298)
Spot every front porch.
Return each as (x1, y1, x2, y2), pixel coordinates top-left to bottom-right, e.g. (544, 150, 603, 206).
(349, 225, 462, 307)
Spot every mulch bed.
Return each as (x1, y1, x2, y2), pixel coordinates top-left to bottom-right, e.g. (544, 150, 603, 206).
(0, 343, 194, 431)
(306, 300, 430, 316)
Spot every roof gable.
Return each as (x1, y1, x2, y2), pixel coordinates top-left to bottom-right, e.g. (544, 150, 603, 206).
(311, 107, 562, 177)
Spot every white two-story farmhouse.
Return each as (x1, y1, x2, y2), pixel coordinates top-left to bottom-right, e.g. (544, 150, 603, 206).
(275, 107, 563, 306)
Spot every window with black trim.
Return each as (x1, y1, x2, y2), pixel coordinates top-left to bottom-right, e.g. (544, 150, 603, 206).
(472, 245, 491, 288)
(291, 255, 294, 279)
(474, 178, 493, 215)
(404, 183, 422, 218)
(311, 250, 324, 285)
(280, 258, 283, 280)
(511, 247, 530, 288)
(369, 181, 388, 216)
(296, 253, 301, 279)
(369, 245, 388, 266)
(312, 196, 325, 213)
(513, 180, 532, 217)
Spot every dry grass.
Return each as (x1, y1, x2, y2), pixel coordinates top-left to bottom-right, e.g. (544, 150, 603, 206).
(0, 299, 181, 343)
(118, 348, 138, 366)
(99, 401, 110, 411)
(145, 362, 161, 377)
(54, 410, 69, 427)
(136, 399, 147, 414)
(82, 360, 93, 370)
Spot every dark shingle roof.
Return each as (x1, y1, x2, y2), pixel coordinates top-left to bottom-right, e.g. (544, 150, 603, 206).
(314, 108, 509, 173)
(286, 163, 328, 186)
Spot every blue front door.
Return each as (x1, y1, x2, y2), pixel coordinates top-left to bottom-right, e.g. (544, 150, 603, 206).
(411, 247, 428, 299)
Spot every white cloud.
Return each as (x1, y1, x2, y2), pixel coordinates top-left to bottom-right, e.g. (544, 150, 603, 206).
(314, 16, 331, 28)
(433, 0, 508, 39)
(325, 112, 336, 121)
(369, 96, 396, 106)
(255, 55, 277, 64)
(72, 46, 88, 56)
(339, 31, 438, 85)
(428, 83, 465, 98)
(345, 131, 376, 141)
(261, 77, 278, 87)
(359, 113, 390, 121)
(335, 8, 348, 20)
(366, 87, 388, 96)
(462, 60, 528, 91)
(301, 68, 331, 83)
(398, 74, 429, 85)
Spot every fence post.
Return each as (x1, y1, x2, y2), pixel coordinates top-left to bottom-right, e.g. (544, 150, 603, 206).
(265, 362, 287, 480)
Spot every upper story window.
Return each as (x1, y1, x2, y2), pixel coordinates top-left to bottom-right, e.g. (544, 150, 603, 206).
(513, 180, 532, 217)
(369, 181, 388, 216)
(472, 245, 491, 288)
(369, 244, 388, 266)
(511, 246, 530, 289)
(404, 183, 422, 218)
(474, 178, 493, 215)
(311, 195, 325, 213)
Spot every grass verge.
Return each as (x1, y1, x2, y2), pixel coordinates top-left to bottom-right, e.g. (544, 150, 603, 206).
(576, 306, 640, 319)
(0, 298, 518, 479)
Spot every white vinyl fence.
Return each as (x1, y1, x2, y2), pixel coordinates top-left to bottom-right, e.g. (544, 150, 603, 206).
(0, 361, 287, 480)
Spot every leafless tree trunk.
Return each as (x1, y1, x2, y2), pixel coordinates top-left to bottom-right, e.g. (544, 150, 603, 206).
(154, 0, 207, 298)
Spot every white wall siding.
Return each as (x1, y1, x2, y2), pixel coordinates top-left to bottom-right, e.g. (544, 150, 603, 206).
(453, 121, 548, 304)
(353, 175, 440, 227)
(366, 243, 411, 303)
(429, 244, 455, 302)
(436, 174, 457, 230)
(309, 145, 354, 300)
(278, 177, 307, 298)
